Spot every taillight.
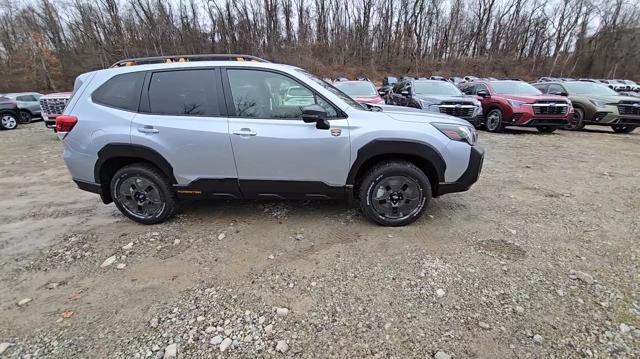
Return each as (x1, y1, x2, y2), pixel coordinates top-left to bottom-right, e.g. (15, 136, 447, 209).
(55, 115, 78, 140)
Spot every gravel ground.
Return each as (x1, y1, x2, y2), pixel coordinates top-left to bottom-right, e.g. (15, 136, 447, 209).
(0, 123, 638, 358)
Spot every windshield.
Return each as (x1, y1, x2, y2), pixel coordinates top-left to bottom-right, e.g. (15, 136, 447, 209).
(333, 82, 377, 96)
(296, 69, 366, 110)
(491, 81, 541, 95)
(563, 82, 619, 96)
(413, 81, 462, 96)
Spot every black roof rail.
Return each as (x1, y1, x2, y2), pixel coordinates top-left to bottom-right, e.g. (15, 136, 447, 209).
(110, 54, 270, 68)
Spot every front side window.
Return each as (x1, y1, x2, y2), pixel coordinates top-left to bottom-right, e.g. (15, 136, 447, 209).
(548, 84, 565, 94)
(460, 85, 475, 95)
(17, 95, 36, 102)
(148, 70, 218, 116)
(533, 84, 549, 93)
(227, 69, 338, 119)
(93, 72, 145, 111)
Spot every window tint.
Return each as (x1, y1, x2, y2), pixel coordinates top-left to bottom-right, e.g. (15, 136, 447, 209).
(534, 84, 549, 93)
(148, 70, 218, 116)
(17, 95, 36, 101)
(227, 69, 337, 119)
(461, 85, 475, 95)
(548, 84, 565, 94)
(93, 72, 145, 111)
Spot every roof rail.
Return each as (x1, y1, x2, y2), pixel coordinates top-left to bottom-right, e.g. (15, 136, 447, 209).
(110, 54, 270, 68)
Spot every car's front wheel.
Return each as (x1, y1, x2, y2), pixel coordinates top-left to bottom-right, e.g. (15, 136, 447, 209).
(110, 163, 177, 225)
(358, 161, 431, 226)
(18, 110, 32, 124)
(485, 109, 504, 132)
(611, 125, 636, 134)
(0, 113, 18, 130)
(564, 108, 584, 130)
(536, 126, 557, 133)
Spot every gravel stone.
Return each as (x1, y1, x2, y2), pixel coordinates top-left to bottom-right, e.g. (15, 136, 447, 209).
(219, 338, 232, 352)
(275, 340, 289, 353)
(100, 255, 116, 268)
(434, 351, 451, 359)
(276, 307, 289, 316)
(162, 343, 177, 358)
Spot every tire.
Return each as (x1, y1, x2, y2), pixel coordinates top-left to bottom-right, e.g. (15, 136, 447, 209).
(536, 126, 557, 133)
(358, 160, 431, 226)
(18, 110, 32, 124)
(565, 108, 584, 130)
(0, 112, 18, 130)
(485, 108, 504, 132)
(611, 125, 636, 134)
(110, 163, 177, 225)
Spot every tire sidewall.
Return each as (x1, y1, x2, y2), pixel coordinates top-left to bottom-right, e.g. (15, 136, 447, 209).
(565, 108, 583, 130)
(18, 110, 32, 124)
(0, 113, 18, 130)
(110, 166, 173, 224)
(486, 109, 503, 132)
(361, 166, 431, 226)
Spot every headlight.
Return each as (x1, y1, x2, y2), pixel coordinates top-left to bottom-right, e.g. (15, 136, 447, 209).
(507, 99, 528, 108)
(589, 99, 608, 107)
(432, 123, 478, 145)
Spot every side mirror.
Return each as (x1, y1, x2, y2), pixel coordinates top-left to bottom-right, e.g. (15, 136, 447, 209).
(302, 105, 330, 130)
(476, 90, 490, 97)
(378, 90, 386, 96)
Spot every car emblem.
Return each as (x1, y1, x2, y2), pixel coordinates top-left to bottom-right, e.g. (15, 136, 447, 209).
(634, 103, 640, 107)
(330, 128, 342, 137)
(455, 104, 461, 108)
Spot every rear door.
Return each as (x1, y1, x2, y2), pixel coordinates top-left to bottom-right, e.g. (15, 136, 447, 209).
(131, 68, 238, 195)
(222, 68, 351, 199)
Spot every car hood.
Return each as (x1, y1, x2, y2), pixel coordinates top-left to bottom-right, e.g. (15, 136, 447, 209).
(580, 94, 640, 103)
(415, 94, 477, 104)
(370, 104, 471, 125)
(499, 94, 567, 102)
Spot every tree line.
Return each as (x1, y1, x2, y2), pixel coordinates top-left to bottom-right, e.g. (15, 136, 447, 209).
(0, 0, 638, 92)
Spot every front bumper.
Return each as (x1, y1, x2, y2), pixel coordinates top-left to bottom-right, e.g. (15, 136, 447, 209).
(436, 146, 484, 196)
(506, 111, 571, 127)
(586, 107, 640, 126)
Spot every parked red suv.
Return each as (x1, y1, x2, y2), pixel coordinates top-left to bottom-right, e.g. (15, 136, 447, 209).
(333, 80, 384, 104)
(460, 80, 573, 133)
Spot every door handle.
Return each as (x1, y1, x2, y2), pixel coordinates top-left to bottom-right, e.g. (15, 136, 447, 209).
(138, 126, 159, 134)
(233, 128, 257, 136)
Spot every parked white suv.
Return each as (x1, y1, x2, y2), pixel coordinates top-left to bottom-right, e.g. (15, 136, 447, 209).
(57, 54, 484, 226)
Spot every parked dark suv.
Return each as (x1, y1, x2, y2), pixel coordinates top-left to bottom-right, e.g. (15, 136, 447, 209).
(386, 79, 483, 126)
(0, 96, 20, 130)
(460, 80, 573, 133)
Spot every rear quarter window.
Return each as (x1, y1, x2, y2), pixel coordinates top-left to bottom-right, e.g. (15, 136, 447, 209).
(92, 72, 145, 111)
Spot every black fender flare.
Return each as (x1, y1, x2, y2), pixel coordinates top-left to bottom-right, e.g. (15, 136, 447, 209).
(94, 143, 177, 184)
(346, 139, 446, 186)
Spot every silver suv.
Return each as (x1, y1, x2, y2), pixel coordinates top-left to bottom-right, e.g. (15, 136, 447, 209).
(58, 54, 484, 226)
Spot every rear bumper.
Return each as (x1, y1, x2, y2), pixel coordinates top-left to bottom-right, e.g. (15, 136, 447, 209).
(437, 146, 484, 196)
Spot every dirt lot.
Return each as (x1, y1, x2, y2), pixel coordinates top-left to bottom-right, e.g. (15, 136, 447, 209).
(0, 123, 638, 358)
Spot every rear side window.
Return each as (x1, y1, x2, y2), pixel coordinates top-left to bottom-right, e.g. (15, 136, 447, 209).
(93, 72, 145, 111)
(148, 70, 218, 116)
(17, 95, 36, 101)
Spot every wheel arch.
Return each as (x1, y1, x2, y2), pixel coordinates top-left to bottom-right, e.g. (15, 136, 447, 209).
(94, 144, 176, 203)
(347, 139, 446, 197)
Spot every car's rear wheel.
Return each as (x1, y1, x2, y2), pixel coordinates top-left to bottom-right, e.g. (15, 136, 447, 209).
(0, 113, 18, 130)
(111, 163, 177, 225)
(358, 161, 431, 226)
(565, 108, 585, 130)
(18, 110, 32, 124)
(611, 125, 636, 134)
(536, 126, 557, 133)
(485, 109, 504, 132)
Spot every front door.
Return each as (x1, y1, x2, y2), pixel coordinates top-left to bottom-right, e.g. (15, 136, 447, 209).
(223, 68, 351, 199)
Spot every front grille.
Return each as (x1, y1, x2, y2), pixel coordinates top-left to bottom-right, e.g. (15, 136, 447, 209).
(532, 102, 568, 115)
(617, 102, 640, 116)
(40, 97, 70, 115)
(438, 103, 476, 118)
